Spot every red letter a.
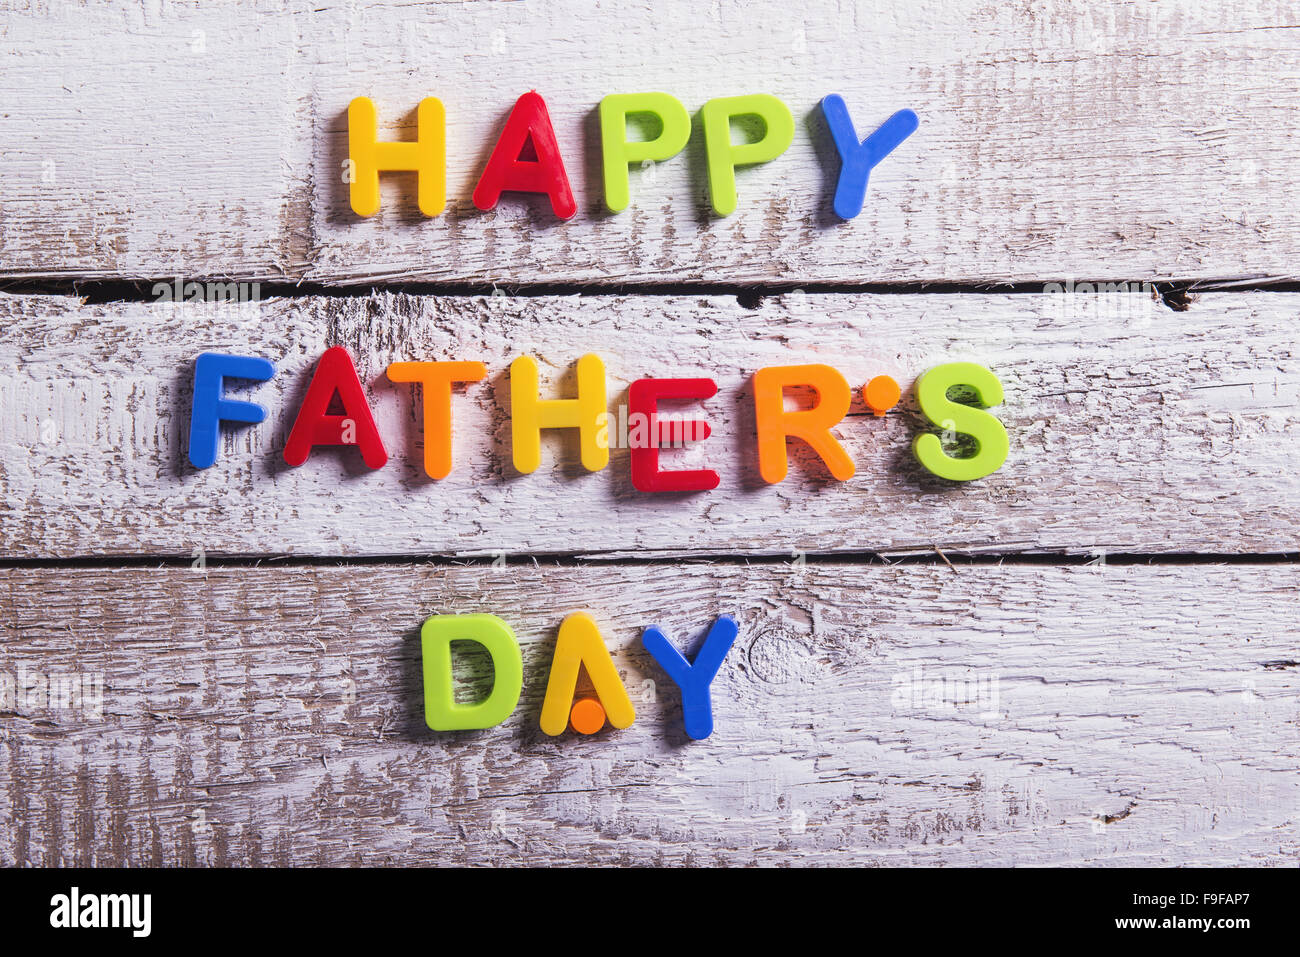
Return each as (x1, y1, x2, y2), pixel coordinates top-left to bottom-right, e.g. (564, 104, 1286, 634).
(472, 91, 577, 220)
(283, 346, 388, 469)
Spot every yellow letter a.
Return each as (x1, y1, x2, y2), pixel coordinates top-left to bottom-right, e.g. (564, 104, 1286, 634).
(539, 612, 636, 736)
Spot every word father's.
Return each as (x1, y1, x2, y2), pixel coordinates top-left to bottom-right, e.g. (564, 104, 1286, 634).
(348, 91, 919, 220)
(188, 350, 1009, 484)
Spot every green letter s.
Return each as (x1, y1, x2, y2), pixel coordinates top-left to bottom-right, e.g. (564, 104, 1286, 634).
(912, 362, 1009, 481)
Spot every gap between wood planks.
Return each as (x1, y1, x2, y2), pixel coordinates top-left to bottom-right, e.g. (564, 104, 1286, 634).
(7, 277, 1296, 309)
(0, 552, 1295, 571)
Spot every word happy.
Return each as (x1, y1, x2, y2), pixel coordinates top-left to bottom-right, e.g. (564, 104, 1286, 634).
(347, 91, 919, 219)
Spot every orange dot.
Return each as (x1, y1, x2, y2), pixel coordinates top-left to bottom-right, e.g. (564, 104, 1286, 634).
(569, 697, 606, 735)
(863, 375, 901, 416)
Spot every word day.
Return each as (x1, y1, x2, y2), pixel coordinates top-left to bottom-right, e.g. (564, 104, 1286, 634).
(422, 612, 739, 740)
(187, 349, 1010, 485)
(348, 90, 919, 220)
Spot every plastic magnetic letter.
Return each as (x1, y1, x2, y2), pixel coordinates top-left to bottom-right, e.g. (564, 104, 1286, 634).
(628, 377, 719, 492)
(599, 92, 691, 213)
(283, 346, 388, 469)
(819, 97, 918, 220)
(641, 616, 738, 741)
(472, 91, 576, 220)
(700, 94, 795, 216)
(568, 697, 607, 735)
(863, 374, 901, 416)
(420, 614, 523, 731)
(347, 96, 446, 217)
(912, 362, 1009, 481)
(386, 360, 488, 479)
(510, 354, 608, 473)
(752, 364, 855, 483)
(187, 353, 275, 469)
(539, 612, 636, 736)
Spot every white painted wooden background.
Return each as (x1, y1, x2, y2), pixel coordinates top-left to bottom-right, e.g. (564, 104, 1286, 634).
(2, 291, 1298, 558)
(2, 564, 1297, 866)
(0, 0, 1296, 866)
(1, 0, 1296, 284)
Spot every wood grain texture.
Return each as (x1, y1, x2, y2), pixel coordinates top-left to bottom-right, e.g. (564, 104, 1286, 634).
(0, 562, 1295, 866)
(2, 0, 1296, 873)
(1, 290, 1297, 559)
(1, 0, 1297, 284)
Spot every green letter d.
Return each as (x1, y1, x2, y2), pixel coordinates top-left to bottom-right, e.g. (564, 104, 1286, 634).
(421, 613, 523, 731)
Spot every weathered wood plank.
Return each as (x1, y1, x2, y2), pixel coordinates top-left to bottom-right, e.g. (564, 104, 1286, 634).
(1, 290, 1297, 558)
(0, 1, 298, 280)
(1, 0, 1297, 283)
(0, 563, 1295, 866)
